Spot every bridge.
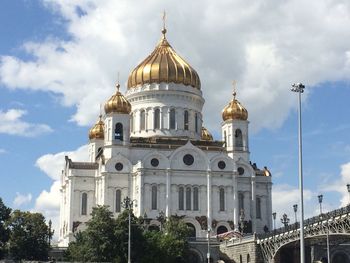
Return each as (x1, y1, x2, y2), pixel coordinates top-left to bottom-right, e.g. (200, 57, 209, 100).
(220, 205, 350, 263)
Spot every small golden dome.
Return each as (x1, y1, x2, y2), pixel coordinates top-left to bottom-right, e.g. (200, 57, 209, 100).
(89, 115, 104, 140)
(222, 91, 248, 121)
(201, 127, 213, 141)
(127, 29, 201, 89)
(104, 84, 131, 114)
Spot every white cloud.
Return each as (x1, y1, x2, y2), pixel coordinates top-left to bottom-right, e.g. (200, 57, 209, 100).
(0, 0, 350, 133)
(33, 144, 89, 240)
(321, 162, 350, 207)
(0, 109, 53, 137)
(13, 192, 32, 207)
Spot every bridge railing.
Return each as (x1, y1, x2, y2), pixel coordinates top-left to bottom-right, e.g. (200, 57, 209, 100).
(257, 204, 350, 240)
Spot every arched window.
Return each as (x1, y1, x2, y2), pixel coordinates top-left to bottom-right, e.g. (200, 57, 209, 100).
(193, 187, 199, 211)
(195, 113, 198, 133)
(115, 190, 121, 213)
(239, 193, 244, 212)
(184, 110, 189, 130)
(235, 129, 243, 148)
(140, 110, 146, 131)
(170, 109, 176, 129)
(154, 108, 160, 129)
(151, 185, 157, 210)
(224, 131, 227, 146)
(81, 193, 87, 215)
(115, 123, 123, 141)
(186, 187, 191, 210)
(130, 113, 134, 132)
(256, 197, 261, 219)
(219, 188, 225, 211)
(179, 187, 184, 210)
(186, 223, 196, 238)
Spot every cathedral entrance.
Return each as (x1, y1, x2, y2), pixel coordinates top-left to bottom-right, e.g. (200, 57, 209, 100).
(186, 223, 196, 238)
(217, 225, 228, 235)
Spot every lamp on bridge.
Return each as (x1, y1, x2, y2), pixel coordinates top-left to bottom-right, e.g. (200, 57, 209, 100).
(293, 204, 298, 224)
(318, 194, 323, 215)
(272, 212, 277, 231)
(281, 213, 290, 228)
(347, 184, 350, 204)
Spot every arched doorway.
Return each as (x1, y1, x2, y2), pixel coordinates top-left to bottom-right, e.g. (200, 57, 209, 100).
(148, 225, 160, 232)
(186, 223, 196, 238)
(217, 225, 228, 235)
(186, 249, 202, 263)
(333, 251, 350, 263)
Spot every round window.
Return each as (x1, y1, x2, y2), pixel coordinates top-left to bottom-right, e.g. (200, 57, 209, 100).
(115, 162, 123, 171)
(151, 158, 159, 167)
(183, 154, 194, 166)
(238, 167, 244, 175)
(218, 161, 226, 170)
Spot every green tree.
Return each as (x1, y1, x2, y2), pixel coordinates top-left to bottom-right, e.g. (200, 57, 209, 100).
(66, 205, 118, 261)
(7, 210, 50, 260)
(0, 198, 11, 259)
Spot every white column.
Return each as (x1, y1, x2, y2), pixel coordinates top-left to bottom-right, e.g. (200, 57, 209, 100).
(233, 173, 239, 229)
(251, 176, 256, 233)
(160, 108, 163, 129)
(207, 170, 212, 228)
(145, 110, 149, 132)
(165, 169, 171, 217)
(139, 169, 144, 216)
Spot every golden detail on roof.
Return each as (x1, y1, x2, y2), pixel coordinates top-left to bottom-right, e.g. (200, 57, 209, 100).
(104, 83, 131, 114)
(89, 115, 104, 140)
(127, 27, 201, 89)
(201, 127, 213, 141)
(222, 83, 248, 121)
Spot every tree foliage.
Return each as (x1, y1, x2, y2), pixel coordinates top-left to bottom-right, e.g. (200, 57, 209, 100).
(66, 207, 191, 263)
(0, 198, 11, 259)
(6, 210, 50, 260)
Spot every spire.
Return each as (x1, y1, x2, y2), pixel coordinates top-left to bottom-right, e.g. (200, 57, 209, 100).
(116, 72, 120, 92)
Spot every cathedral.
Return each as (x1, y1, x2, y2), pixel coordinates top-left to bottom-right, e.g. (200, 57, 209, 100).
(58, 24, 272, 247)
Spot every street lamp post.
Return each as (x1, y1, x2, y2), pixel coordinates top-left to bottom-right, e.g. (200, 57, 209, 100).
(293, 204, 298, 224)
(122, 197, 136, 263)
(207, 226, 211, 263)
(272, 212, 277, 231)
(281, 213, 290, 228)
(347, 184, 350, 204)
(291, 82, 305, 263)
(318, 194, 323, 215)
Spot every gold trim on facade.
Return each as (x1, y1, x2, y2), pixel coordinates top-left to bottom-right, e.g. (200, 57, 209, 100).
(127, 30, 201, 89)
(104, 84, 132, 114)
(201, 126, 213, 141)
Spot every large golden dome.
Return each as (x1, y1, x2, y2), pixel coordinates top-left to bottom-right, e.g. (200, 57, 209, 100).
(89, 115, 104, 140)
(127, 29, 201, 89)
(104, 84, 132, 114)
(222, 91, 248, 121)
(201, 127, 213, 141)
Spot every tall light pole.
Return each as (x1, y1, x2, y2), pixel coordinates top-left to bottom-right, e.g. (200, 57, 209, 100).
(291, 82, 305, 263)
(207, 226, 211, 263)
(318, 194, 323, 215)
(347, 184, 350, 204)
(293, 204, 298, 224)
(122, 196, 136, 263)
(281, 213, 290, 228)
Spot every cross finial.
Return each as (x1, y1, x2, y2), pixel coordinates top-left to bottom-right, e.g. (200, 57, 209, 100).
(116, 72, 120, 91)
(99, 103, 102, 118)
(232, 80, 237, 99)
(162, 10, 167, 36)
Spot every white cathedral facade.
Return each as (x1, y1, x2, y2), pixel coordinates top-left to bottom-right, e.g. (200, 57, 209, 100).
(58, 26, 273, 247)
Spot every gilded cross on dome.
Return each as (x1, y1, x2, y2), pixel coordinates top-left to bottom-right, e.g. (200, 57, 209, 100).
(116, 72, 120, 91)
(232, 80, 237, 99)
(162, 11, 167, 36)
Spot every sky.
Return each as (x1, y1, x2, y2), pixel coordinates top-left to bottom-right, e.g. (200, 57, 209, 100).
(1, 0, 350, 238)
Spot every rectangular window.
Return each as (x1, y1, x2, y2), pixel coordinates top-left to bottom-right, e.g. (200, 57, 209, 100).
(193, 187, 199, 211)
(151, 185, 157, 210)
(186, 187, 191, 210)
(179, 187, 184, 210)
(256, 197, 261, 219)
(219, 188, 225, 211)
(115, 190, 121, 213)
